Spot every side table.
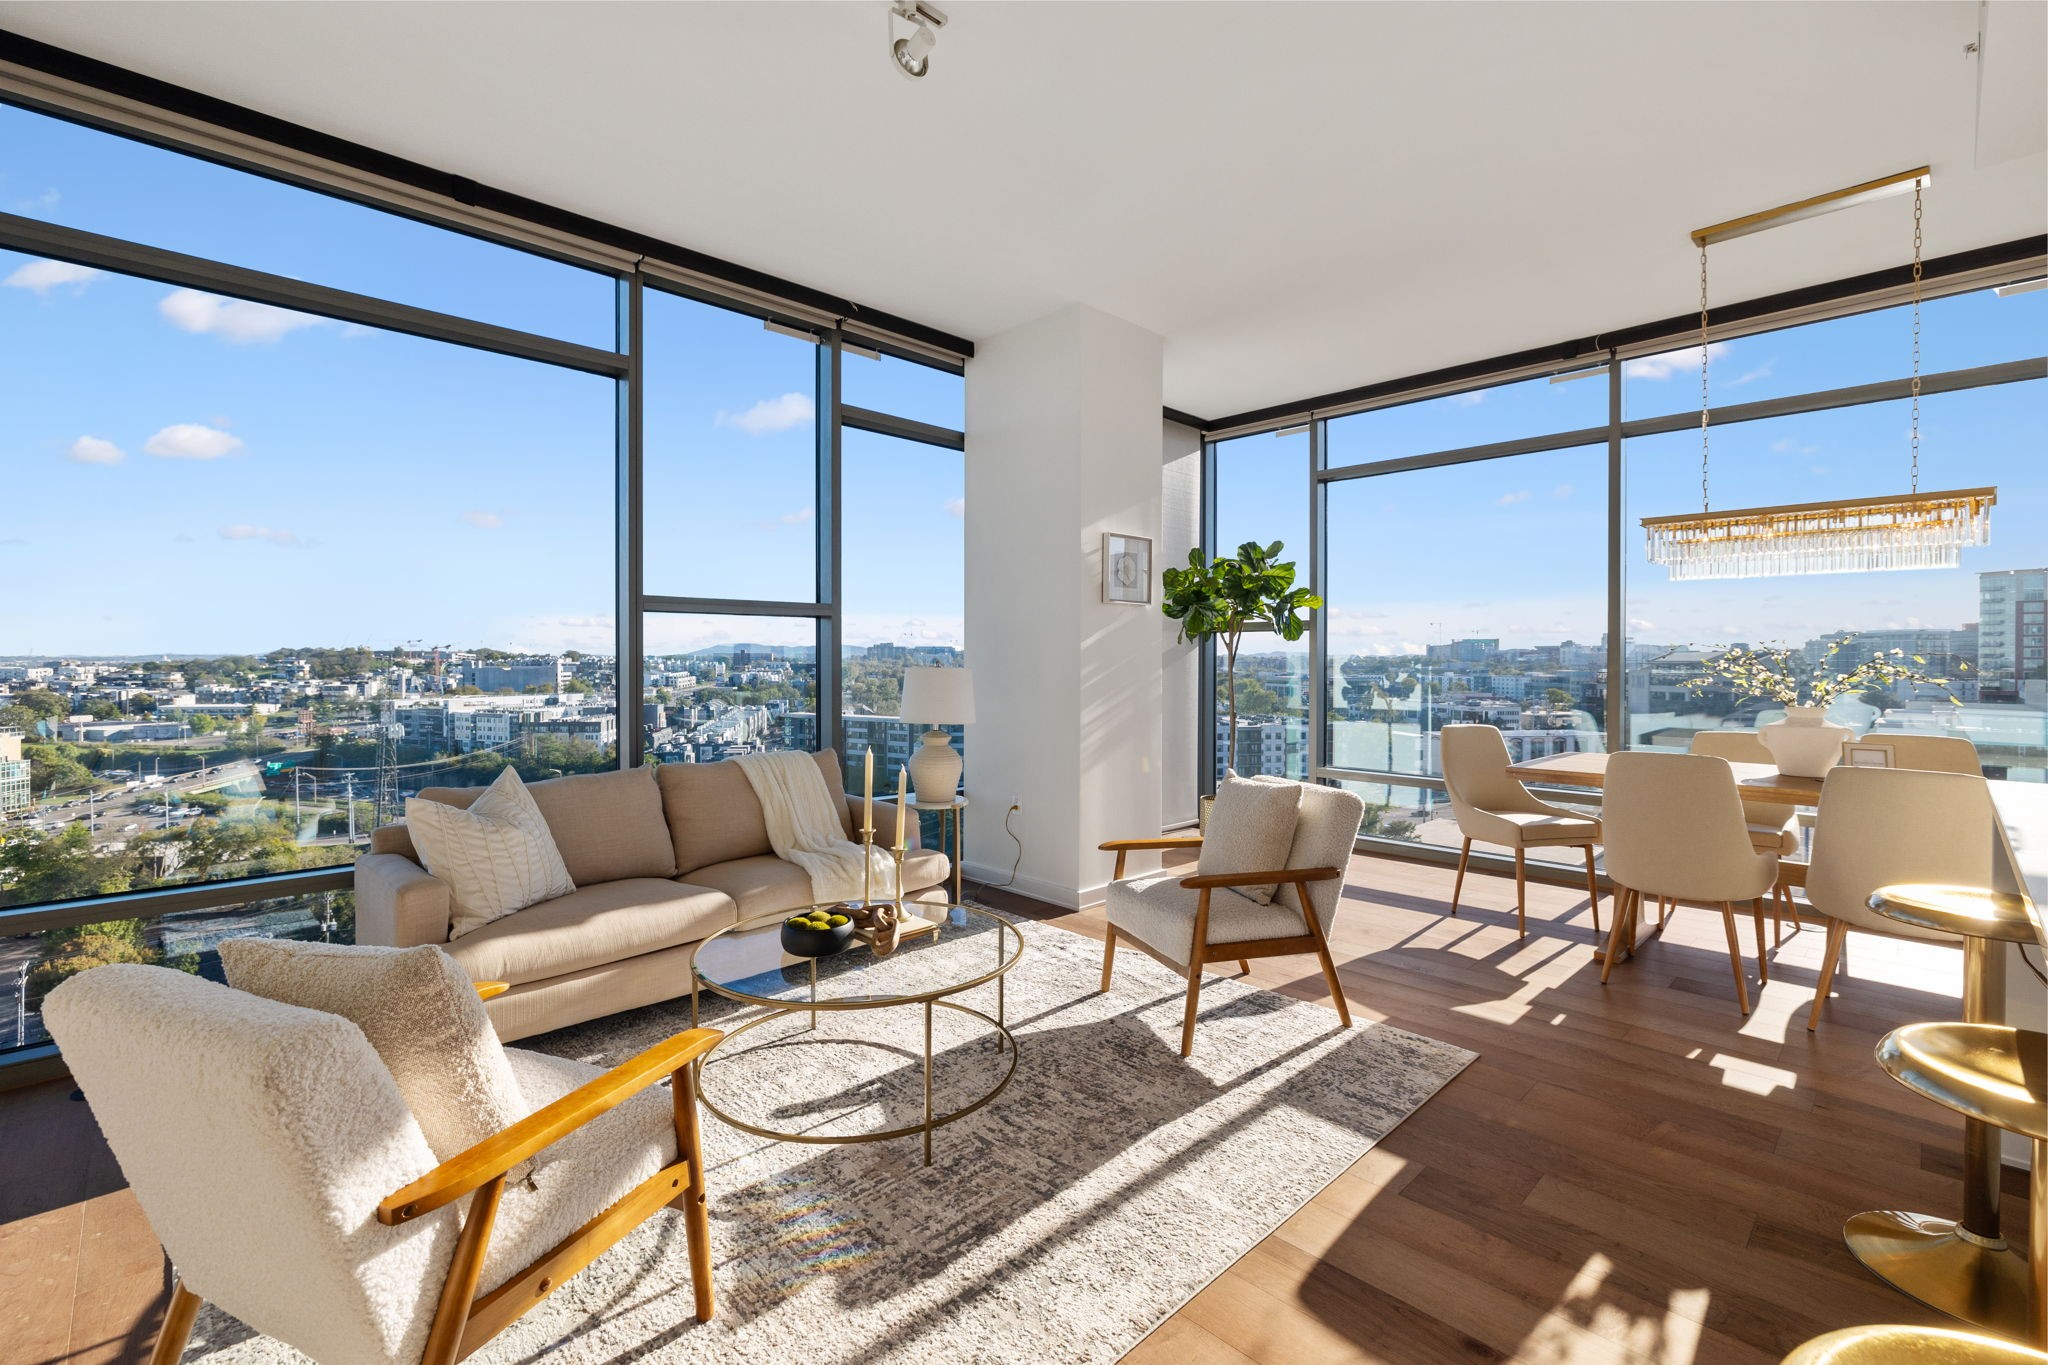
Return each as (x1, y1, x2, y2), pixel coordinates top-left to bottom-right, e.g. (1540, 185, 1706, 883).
(902, 794, 968, 904)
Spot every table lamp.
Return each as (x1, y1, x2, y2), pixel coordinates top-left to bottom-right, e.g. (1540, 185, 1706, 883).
(899, 666, 974, 806)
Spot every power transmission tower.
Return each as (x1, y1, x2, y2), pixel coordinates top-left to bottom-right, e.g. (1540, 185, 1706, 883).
(374, 701, 400, 831)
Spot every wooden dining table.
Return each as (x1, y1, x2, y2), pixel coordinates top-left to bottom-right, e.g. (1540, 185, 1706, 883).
(1506, 750, 1824, 808)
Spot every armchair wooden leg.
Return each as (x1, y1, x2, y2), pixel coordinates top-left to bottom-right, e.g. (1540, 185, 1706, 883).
(1513, 847, 1527, 937)
(1306, 911, 1352, 1029)
(1599, 887, 1633, 984)
(673, 1063, 715, 1324)
(150, 1280, 203, 1365)
(1807, 919, 1847, 1032)
(421, 1176, 505, 1365)
(1238, 959, 1252, 975)
(1750, 899, 1769, 983)
(1180, 890, 1212, 1058)
(1450, 838, 1471, 916)
(1718, 902, 1751, 1015)
(1581, 844, 1602, 936)
(1099, 929, 1118, 992)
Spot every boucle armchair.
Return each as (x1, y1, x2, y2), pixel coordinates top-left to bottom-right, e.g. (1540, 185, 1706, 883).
(43, 963, 721, 1365)
(1098, 780, 1366, 1057)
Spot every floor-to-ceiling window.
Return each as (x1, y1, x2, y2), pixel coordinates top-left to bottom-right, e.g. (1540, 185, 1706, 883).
(1202, 268, 2047, 857)
(1208, 427, 1312, 782)
(0, 94, 970, 1063)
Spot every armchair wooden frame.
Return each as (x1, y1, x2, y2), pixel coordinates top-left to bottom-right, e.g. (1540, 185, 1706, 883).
(1098, 837, 1348, 1058)
(149, 1026, 725, 1365)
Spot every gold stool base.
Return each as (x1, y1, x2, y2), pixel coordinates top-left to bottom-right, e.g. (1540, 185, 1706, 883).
(1845, 1209, 2033, 1341)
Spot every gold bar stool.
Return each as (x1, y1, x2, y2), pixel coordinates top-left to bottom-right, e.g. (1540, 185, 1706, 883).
(1780, 1325, 2048, 1363)
(1846, 883, 2043, 1343)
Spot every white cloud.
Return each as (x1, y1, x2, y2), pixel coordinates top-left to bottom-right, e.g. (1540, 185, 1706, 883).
(218, 524, 303, 547)
(11, 189, 59, 214)
(3, 259, 100, 294)
(460, 511, 505, 529)
(944, 497, 965, 518)
(1549, 484, 1574, 499)
(145, 423, 244, 460)
(1728, 362, 1774, 388)
(1629, 617, 1656, 630)
(715, 392, 814, 436)
(1448, 391, 1486, 408)
(1624, 342, 1729, 380)
(1495, 489, 1531, 505)
(67, 435, 125, 465)
(1771, 437, 1819, 456)
(158, 288, 326, 344)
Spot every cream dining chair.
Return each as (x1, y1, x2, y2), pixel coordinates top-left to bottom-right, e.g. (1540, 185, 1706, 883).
(1440, 723, 1602, 937)
(1600, 751, 1780, 1014)
(1860, 732, 1981, 775)
(1689, 730, 1802, 939)
(1802, 765, 1996, 1031)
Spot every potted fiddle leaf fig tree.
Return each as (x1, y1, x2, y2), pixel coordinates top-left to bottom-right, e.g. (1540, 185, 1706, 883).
(1162, 539, 1322, 781)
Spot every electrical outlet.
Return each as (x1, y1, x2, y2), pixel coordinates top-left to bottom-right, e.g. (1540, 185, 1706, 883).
(1009, 794, 1023, 812)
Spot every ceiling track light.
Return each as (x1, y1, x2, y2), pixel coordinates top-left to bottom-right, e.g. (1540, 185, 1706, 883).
(889, 0, 947, 80)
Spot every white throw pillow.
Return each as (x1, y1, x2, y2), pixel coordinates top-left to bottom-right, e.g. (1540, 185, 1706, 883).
(219, 938, 529, 1169)
(406, 766, 576, 938)
(1198, 773, 1304, 905)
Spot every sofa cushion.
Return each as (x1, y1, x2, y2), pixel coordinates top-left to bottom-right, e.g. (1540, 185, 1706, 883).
(442, 878, 736, 987)
(405, 767, 577, 938)
(415, 766, 674, 887)
(217, 938, 528, 1168)
(689, 847, 950, 920)
(659, 747, 852, 876)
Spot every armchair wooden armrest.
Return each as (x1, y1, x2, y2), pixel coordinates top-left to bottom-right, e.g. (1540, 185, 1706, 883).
(1100, 834, 1204, 880)
(379, 1026, 724, 1225)
(1178, 865, 1341, 891)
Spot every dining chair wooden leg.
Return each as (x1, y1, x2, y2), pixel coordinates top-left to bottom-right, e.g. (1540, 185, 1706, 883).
(1750, 899, 1770, 983)
(151, 1281, 203, 1365)
(1099, 929, 1117, 992)
(1513, 847, 1528, 937)
(1807, 919, 1848, 1032)
(1581, 844, 1603, 936)
(1180, 890, 1212, 1058)
(1600, 887, 1633, 984)
(1718, 902, 1751, 1015)
(1657, 895, 1668, 926)
(1450, 838, 1471, 916)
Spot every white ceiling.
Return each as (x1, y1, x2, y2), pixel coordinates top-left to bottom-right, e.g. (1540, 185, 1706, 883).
(3, 1, 2043, 419)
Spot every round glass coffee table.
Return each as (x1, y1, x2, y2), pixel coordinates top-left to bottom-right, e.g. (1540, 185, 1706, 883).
(689, 903, 1023, 1164)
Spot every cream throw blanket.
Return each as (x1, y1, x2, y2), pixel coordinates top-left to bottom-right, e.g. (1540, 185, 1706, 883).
(736, 750, 899, 903)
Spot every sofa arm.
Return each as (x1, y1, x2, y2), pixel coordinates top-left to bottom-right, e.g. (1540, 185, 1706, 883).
(846, 793, 919, 849)
(354, 852, 452, 948)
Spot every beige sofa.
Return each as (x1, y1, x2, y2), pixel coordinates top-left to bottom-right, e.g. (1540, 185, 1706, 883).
(355, 748, 950, 1041)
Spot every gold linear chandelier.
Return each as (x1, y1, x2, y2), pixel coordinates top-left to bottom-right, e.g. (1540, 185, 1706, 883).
(1642, 166, 1995, 582)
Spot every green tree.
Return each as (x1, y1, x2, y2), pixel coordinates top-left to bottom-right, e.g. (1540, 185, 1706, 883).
(27, 918, 163, 1010)
(0, 823, 137, 907)
(1544, 687, 1574, 708)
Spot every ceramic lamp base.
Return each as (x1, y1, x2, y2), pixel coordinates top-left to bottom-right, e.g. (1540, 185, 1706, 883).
(907, 729, 961, 806)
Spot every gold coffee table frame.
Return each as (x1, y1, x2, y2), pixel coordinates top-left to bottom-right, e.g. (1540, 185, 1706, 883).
(689, 904, 1023, 1165)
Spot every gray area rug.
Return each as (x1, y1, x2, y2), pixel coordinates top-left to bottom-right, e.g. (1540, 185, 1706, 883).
(187, 913, 1472, 1364)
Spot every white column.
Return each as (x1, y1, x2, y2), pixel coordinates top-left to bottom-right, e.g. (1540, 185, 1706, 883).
(963, 305, 1166, 908)
(1161, 418, 1204, 829)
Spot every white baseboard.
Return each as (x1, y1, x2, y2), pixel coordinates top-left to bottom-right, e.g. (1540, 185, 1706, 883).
(961, 862, 1107, 911)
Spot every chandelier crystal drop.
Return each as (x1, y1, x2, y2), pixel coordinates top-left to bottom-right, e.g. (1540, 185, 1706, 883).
(1641, 168, 1993, 582)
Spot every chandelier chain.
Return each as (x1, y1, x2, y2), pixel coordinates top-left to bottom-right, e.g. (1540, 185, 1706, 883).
(1699, 244, 1710, 513)
(1910, 184, 1923, 493)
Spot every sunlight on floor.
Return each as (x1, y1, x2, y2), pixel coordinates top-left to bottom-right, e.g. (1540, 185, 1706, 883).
(1708, 1051, 1800, 1096)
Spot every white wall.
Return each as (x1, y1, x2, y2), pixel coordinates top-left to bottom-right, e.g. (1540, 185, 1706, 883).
(963, 304, 1166, 908)
(1161, 418, 1203, 829)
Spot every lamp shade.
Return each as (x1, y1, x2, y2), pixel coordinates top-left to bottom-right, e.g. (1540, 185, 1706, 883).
(900, 666, 975, 726)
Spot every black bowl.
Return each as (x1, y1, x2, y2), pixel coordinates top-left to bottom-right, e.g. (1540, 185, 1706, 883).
(780, 916, 854, 958)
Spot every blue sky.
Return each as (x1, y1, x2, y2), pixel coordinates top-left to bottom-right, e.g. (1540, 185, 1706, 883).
(1, 100, 963, 659)
(1222, 287, 2045, 658)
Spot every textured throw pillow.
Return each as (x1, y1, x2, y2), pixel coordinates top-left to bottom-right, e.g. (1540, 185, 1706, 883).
(1198, 773, 1304, 905)
(219, 938, 529, 1168)
(406, 766, 576, 938)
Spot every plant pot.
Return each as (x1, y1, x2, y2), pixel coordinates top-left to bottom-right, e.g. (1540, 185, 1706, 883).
(1758, 706, 1853, 779)
(780, 915, 854, 958)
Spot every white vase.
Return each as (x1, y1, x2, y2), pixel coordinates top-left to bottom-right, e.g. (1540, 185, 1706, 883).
(1758, 705, 1852, 779)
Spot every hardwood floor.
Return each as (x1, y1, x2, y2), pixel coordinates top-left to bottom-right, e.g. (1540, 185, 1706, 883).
(1, 852, 2029, 1364)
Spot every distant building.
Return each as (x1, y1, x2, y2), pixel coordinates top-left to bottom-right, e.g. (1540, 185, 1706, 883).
(1979, 568, 2047, 706)
(1426, 638, 1499, 664)
(466, 658, 567, 694)
(0, 729, 29, 815)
